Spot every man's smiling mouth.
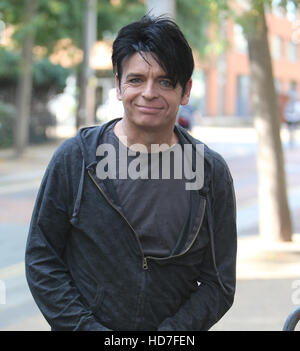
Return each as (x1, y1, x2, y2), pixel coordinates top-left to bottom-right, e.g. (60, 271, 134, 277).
(136, 105, 164, 113)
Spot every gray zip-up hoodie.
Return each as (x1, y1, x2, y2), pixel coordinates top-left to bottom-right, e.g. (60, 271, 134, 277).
(25, 118, 237, 331)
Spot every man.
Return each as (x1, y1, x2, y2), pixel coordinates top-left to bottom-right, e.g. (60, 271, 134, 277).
(25, 15, 237, 331)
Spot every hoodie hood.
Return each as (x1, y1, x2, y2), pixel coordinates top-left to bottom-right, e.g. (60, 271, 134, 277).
(72, 117, 214, 223)
(76, 118, 213, 194)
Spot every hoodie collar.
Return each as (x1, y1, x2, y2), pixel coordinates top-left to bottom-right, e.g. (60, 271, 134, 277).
(76, 118, 211, 194)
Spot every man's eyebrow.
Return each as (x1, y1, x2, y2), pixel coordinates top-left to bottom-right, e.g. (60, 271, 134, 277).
(125, 73, 145, 79)
(158, 75, 172, 79)
(125, 73, 171, 80)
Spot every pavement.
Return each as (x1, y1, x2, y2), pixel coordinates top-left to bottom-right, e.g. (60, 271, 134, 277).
(0, 125, 300, 331)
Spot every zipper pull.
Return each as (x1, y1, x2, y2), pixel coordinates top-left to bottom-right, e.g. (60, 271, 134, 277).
(143, 257, 148, 270)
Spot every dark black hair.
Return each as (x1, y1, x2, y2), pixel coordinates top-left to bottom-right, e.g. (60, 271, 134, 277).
(112, 15, 194, 92)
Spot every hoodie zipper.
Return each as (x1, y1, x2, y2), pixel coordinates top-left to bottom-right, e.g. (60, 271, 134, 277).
(144, 199, 206, 266)
(88, 170, 206, 270)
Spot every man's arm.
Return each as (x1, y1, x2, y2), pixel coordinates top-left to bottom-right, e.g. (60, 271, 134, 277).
(157, 156, 237, 331)
(25, 142, 111, 331)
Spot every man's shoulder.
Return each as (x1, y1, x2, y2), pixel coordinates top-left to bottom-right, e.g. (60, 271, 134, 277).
(53, 135, 81, 159)
(204, 144, 229, 169)
(187, 130, 232, 183)
(53, 124, 104, 157)
(179, 126, 229, 169)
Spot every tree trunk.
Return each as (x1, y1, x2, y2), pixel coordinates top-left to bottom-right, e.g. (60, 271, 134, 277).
(146, 0, 176, 18)
(14, 0, 39, 155)
(246, 2, 293, 242)
(76, 0, 97, 129)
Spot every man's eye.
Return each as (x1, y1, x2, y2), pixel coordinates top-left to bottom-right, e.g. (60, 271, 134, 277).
(160, 80, 173, 88)
(129, 78, 142, 84)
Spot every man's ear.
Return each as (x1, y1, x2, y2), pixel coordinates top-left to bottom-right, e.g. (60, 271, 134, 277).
(115, 74, 122, 101)
(181, 79, 192, 106)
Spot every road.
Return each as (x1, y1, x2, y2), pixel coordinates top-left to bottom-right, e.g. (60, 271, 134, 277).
(192, 125, 300, 236)
(0, 144, 56, 331)
(0, 126, 299, 331)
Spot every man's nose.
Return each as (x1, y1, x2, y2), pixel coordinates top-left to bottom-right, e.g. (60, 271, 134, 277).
(142, 81, 158, 99)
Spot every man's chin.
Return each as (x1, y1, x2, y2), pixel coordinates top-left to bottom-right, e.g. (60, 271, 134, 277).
(134, 115, 172, 130)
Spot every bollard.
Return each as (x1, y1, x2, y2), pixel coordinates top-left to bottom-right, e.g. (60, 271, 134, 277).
(282, 306, 300, 331)
(0, 280, 6, 304)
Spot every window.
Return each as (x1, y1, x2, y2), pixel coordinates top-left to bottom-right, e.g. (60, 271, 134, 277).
(271, 0, 285, 17)
(286, 1, 297, 21)
(236, 75, 251, 117)
(271, 35, 283, 59)
(234, 24, 247, 54)
(289, 81, 297, 97)
(287, 41, 298, 61)
(271, 0, 297, 21)
(274, 78, 282, 93)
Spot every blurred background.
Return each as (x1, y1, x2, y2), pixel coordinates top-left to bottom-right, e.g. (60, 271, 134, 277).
(0, 0, 300, 331)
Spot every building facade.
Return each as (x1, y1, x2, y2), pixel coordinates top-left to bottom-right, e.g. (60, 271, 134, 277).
(195, 7, 300, 118)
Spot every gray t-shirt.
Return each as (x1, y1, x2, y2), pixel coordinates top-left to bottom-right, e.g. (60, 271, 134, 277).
(104, 122, 191, 258)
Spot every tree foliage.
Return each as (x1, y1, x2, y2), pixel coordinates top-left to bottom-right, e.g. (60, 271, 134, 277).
(0, 0, 146, 53)
(1, 0, 300, 63)
(97, 0, 145, 39)
(177, 0, 235, 57)
(0, 47, 70, 90)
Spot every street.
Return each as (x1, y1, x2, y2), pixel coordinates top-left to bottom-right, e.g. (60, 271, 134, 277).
(0, 125, 299, 331)
(0, 144, 56, 330)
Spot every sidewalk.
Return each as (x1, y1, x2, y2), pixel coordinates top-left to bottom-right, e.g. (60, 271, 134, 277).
(0, 140, 61, 175)
(0, 141, 62, 195)
(212, 234, 300, 331)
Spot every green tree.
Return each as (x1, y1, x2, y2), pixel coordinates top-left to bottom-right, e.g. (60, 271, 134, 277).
(231, 0, 298, 242)
(76, 0, 145, 127)
(14, 0, 39, 154)
(177, 0, 230, 57)
(0, 0, 84, 153)
(0, 0, 145, 152)
(176, 0, 295, 242)
(148, 0, 295, 242)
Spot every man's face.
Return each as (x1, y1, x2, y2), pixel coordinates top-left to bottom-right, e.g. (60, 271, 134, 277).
(116, 52, 192, 131)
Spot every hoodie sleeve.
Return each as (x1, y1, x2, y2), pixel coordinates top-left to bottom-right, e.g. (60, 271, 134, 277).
(157, 153, 237, 331)
(25, 140, 111, 331)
